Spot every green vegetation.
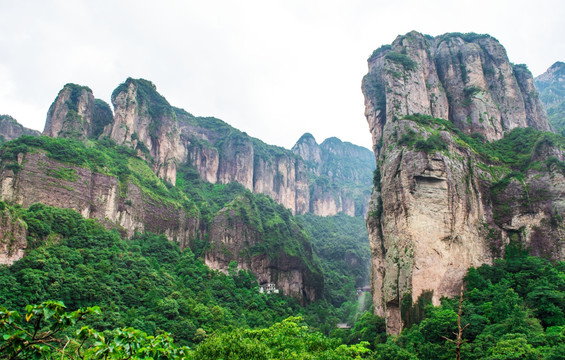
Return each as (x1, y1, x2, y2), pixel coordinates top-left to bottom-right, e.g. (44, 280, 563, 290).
(0, 201, 305, 347)
(298, 213, 371, 326)
(368, 44, 392, 62)
(536, 62, 565, 135)
(362, 72, 386, 114)
(377, 251, 565, 360)
(90, 99, 114, 139)
(399, 114, 565, 173)
(4, 219, 564, 359)
(437, 32, 497, 44)
(385, 51, 417, 72)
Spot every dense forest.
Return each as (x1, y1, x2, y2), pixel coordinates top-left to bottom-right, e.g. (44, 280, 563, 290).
(2, 125, 565, 359)
(2, 200, 565, 359)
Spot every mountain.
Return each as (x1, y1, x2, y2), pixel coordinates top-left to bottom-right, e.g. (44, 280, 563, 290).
(535, 61, 565, 134)
(292, 133, 374, 216)
(0, 115, 40, 144)
(363, 31, 564, 334)
(42, 78, 373, 217)
(0, 78, 373, 304)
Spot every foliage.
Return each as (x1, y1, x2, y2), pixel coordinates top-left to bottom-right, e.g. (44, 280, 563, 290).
(90, 99, 114, 139)
(385, 52, 417, 72)
(377, 252, 565, 360)
(536, 62, 565, 135)
(368, 44, 392, 62)
(194, 316, 371, 360)
(0, 202, 307, 346)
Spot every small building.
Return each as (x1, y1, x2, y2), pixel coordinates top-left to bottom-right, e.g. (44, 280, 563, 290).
(259, 283, 279, 294)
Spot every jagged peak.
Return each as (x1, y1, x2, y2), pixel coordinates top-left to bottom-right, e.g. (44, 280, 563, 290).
(61, 83, 92, 93)
(0, 114, 18, 124)
(111, 78, 169, 106)
(295, 132, 318, 145)
(548, 61, 565, 72)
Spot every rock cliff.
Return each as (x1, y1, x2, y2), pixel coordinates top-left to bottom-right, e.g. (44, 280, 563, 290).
(43, 83, 113, 140)
(536, 61, 565, 134)
(292, 134, 375, 216)
(0, 150, 201, 250)
(175, 108, 311, 215)
(0, 115, 40, 142)
(204, 193, 323, 304)
(363, 31, 562, 334)
(0, 202, 27, 265)
(41, 78, 372, 218)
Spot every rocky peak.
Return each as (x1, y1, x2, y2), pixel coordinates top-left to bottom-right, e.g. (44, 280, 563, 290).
(363, 32, 563, 334)
(0, 115, 41, 142)
(536, 61, 565, 89)
(363, 31, 551, 147)
(536, 61, 565, 134)
(43, 83, 113, 140)
(105, 78, 187, 183)
(292, 133, 322, 168)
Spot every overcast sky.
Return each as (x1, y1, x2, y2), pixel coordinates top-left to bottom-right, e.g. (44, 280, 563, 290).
(1, 0, 564, 150)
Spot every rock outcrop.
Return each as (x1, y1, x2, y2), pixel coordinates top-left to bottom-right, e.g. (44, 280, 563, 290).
(43, 84, 113, 140)
(0, 150, 201, 250)
(41, 78, 373, 218)
(364, 31, 550, 146)
(0, 115, 40, 142)
(536, 61, 565, 134)
(363, 31, 562, 334)
(0, 203, 27, 265)
(204, 194, 323, 303)
(292, 134, 375, 216)
(104, 79, 186, 183)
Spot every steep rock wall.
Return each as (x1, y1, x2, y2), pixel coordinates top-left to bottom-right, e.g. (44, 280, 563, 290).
(363, 32, 560, 334)
(364, 31, 549, 145)
(104, 79, 186, 183)
(43, 84, 113, 140)
(0, 151, 200, 249)
(203, 195, 323, 304)
(0, 204, 27, 265)
(0, 115, 41, 141)
(176, 110, 311, 215)
(292, 133, 375, 216)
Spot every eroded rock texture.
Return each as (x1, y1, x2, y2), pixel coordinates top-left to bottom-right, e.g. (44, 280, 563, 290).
(363, 31, 561, 334)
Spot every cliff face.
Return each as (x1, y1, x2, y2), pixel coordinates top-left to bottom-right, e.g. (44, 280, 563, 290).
(292, 134, 375, 216)
(363, 32, 561, 334)
(104, 79, 186, 183)
(0, 203, 27, 265)
(175, 108, 311, 215)
(0, 115, 41, 142)
(364, 32, 550, 146)
(42, 78, 370, 218)
(0, 151, 201, 249)
(43, 84, 113, 140)
(204, 194, 322, 303)
(536, 61, 565, 134)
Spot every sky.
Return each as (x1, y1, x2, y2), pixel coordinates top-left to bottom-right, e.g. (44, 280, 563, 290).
(1, 0, 564, 151)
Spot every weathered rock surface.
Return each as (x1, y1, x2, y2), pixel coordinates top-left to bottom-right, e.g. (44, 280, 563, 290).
(0, 115, 41, 141)
(363, 31, 561, 334)
(204, 195, 323, 303)
(0, 151, 201, 249)
(364, 31, 550, 145)
(104, 79, 187, 183)
(43, 84, 113, 140)
(0, 204, 27, 265)
(292, 134, 375, 216)
(536, 61, 565, 134)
